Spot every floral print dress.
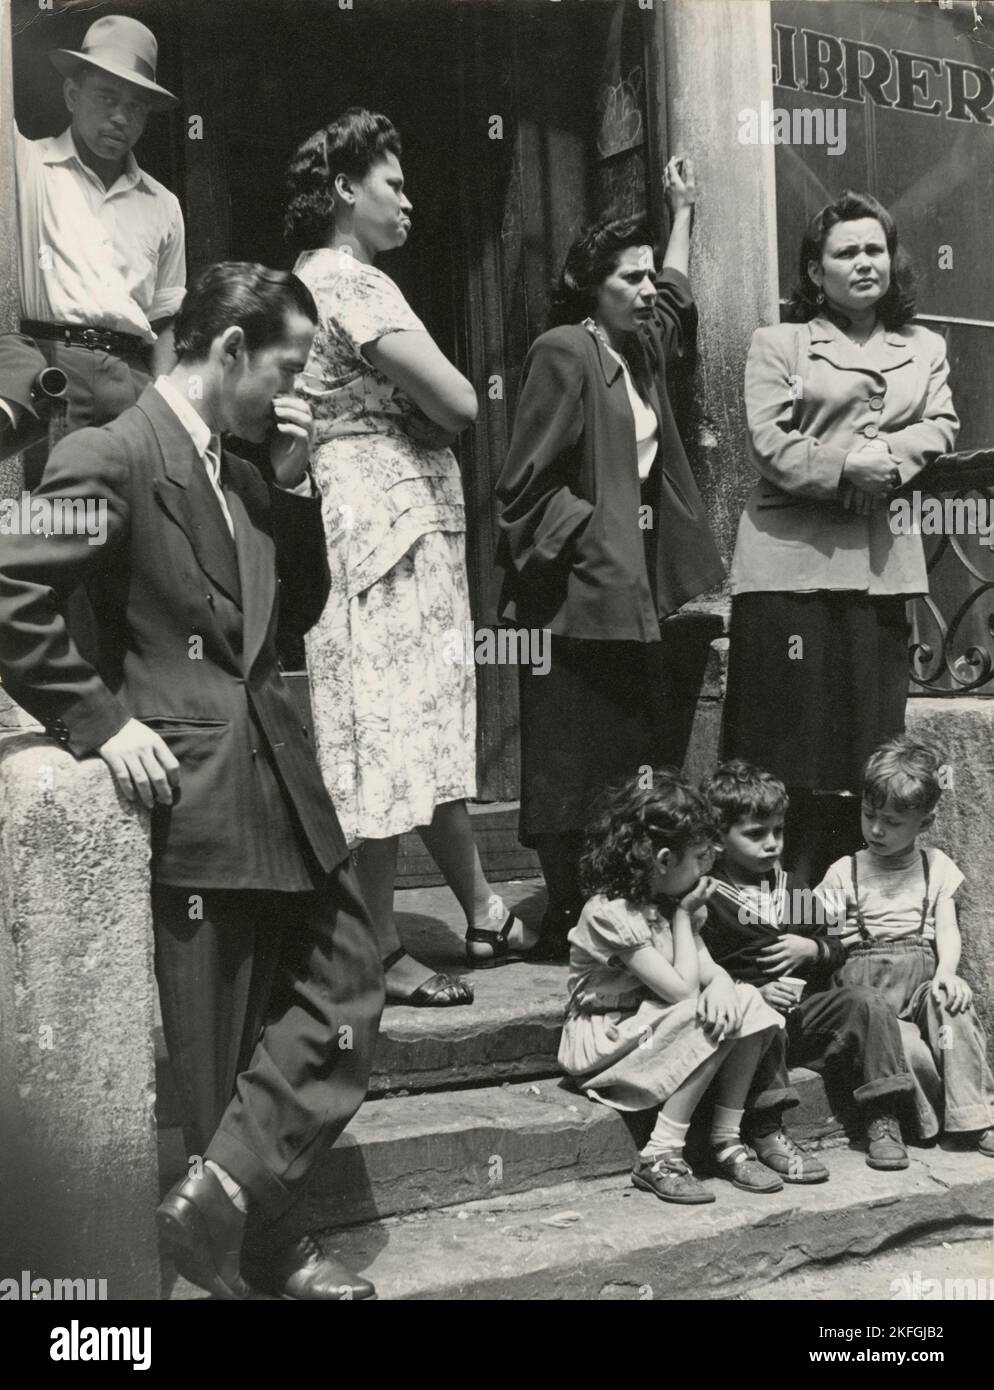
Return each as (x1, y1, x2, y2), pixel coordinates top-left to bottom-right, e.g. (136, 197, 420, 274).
(293, 247, 477, 844)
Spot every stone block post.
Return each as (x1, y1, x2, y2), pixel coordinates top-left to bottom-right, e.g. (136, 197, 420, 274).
(659, 0, 779, 567)
(0, 0, 161, 1299)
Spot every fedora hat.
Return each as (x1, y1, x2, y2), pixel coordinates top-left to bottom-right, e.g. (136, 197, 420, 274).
(50, 15, 178, 111)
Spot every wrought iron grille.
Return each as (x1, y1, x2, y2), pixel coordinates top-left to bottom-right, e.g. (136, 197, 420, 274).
(907, 450, 994, 696)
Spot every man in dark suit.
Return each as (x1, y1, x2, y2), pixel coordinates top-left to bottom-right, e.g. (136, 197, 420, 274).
(0, 262, 384, 1300)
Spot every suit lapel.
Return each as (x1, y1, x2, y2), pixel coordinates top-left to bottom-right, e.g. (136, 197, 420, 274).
(185, 460, 243, 602)
(224, 458, 276, 677)
(140, 387, 243, 606)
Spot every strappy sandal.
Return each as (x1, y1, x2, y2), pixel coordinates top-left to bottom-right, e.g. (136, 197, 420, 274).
(382, 947, 474, 1007)
(465, 911, 541, 969)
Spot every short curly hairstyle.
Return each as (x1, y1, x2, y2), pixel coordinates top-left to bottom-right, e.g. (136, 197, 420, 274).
(786, 189, 917, 330)
(547, 214, 659, 329)
(284, 108, 402, 257)
(580, 767, 715, 904)
(862, 735, 945, 816)
(702, 760, 789, 835)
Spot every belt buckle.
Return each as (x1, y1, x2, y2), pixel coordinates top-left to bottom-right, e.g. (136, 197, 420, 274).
(80, 327, 105, 350)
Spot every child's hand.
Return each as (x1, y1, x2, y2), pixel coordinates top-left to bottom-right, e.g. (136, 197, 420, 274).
(931, 971, 973, 1014)
(696, 974, 742, 1043)
(678, 875, 717, 922)
(757, 933, 818, 975)
(760, 979, 799, 1014)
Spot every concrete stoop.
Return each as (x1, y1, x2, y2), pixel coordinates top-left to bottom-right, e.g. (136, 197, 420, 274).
(158, 1064, 851, 1214)
(157, 879, 994, 1300)
(314, 1147, 993, 1301)
(255, 1070, 851, 1231)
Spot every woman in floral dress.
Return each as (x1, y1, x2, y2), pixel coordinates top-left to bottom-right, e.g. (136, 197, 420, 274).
(285, 109, 535, 1005)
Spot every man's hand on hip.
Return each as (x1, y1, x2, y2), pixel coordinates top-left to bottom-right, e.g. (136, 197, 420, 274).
(99, 718, 181, 808)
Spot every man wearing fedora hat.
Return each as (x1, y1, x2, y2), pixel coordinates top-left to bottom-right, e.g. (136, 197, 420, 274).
(0, 15, 185, 478)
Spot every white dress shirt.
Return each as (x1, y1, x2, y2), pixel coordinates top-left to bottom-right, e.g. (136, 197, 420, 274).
(154, 376, 234, 536)
(16, 127, 186, 343)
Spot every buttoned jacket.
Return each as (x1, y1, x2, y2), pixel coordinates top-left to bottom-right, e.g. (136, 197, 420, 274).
(730, 316, 959, 595)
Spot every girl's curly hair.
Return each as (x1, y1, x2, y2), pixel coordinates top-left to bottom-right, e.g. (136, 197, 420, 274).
(580, 768, 716, 904)
(785, 189, 917, 330)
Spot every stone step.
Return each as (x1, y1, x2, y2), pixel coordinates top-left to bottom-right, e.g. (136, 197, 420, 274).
(300, 1146, 993, 1301)
(159, 1065, 849, 1225)
(155, 959, 566, 1129)
(155, 878, 557, 1128)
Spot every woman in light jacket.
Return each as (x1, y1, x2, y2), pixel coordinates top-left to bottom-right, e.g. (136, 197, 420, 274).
(496, 158, 725, 959)
(723, 190, 959, 879)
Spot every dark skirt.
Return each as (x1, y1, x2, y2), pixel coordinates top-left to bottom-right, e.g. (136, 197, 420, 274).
(518, 623, 714, 842)
(722, 590, 911, 792)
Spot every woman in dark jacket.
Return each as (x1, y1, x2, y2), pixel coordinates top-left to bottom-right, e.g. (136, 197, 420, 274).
(495, 157, 725, 961)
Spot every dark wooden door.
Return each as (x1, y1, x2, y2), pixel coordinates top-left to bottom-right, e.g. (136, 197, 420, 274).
(13, 0, 665, 797)
(451, 0, 664, 798)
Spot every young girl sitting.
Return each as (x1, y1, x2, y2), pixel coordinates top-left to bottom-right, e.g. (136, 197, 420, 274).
(558, 769, 788, 1204)
(817, 735, 994, 1156)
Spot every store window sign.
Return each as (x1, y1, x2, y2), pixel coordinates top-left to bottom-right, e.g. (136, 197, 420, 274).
(771, 0, 994, 328)
(773, 23, 994, 124)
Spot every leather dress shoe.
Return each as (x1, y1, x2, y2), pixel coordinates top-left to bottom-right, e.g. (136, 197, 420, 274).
(865, 1111, 909, 1171)
(156, 1168, 250, 1300)
(243, 1233, 376, 1300)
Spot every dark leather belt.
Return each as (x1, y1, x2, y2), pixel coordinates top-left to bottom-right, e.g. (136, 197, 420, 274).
(21, 319, 151, 362)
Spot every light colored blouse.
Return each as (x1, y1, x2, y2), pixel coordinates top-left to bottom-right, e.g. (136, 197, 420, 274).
(584, 320, 659, 480)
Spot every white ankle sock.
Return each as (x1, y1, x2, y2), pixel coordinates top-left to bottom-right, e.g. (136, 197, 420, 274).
(641, 1112, 689, 1160)
(206, 1159, 249, 1213)
(710, 1104, 745, 1160)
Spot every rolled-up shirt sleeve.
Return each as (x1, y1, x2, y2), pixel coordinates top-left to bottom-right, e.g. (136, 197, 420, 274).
(149, 197, 187, 324)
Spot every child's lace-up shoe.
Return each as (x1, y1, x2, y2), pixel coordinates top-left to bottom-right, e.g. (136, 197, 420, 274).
(750, 1127, 829, 1183)
(711, 1143, 784, 1193)
(865, 1111, 909, 1170)
(632, 1152, 715, 1205)
(972, 1127, 994, 1157)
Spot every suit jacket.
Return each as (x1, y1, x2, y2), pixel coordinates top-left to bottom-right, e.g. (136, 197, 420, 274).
(495, 268, 725, 641)
(731, 316, 959, 595)
(0, 384, 348, 890)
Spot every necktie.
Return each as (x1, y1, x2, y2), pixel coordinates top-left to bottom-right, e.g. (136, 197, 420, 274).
(203, 435, 234, 538)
